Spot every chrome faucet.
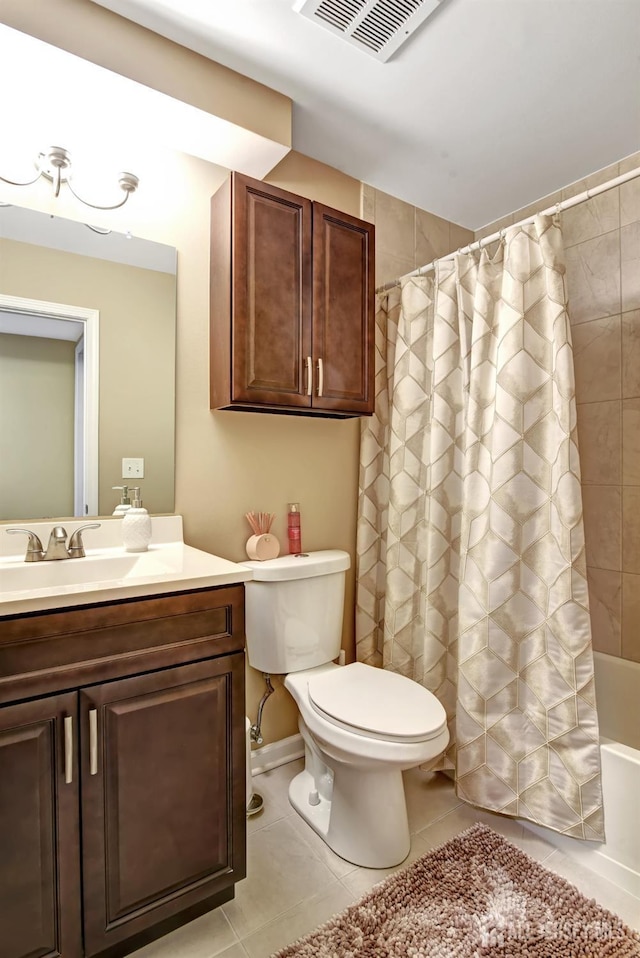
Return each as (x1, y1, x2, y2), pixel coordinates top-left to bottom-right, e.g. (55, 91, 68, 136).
(45, 525, 71, 560)
(7, 523, 101, 562)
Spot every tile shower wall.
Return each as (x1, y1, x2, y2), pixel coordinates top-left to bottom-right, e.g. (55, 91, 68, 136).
(362, 184, 474, 288)
(476, 152, 640, 664)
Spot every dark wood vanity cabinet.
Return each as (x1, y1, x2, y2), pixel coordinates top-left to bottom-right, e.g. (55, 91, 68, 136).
(0, 587, 246, 958)
(210, 172, 375, 417)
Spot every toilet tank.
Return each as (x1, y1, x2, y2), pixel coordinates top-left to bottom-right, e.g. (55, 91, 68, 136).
(244, 550, 350, 674)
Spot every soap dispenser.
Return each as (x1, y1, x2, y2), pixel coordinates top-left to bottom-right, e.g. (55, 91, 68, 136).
(112, 486, 132, 516)
(122, 487, 152, 552)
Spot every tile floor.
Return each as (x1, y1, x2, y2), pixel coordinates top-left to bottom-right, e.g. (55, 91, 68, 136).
(132, 759, 640, 958)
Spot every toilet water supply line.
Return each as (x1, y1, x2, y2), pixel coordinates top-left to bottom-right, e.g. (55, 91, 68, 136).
(250, 673, 275, 745)
(250, 651, 346, 744)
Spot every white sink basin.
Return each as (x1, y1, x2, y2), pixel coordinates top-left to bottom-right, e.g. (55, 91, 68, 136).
(1, 552, 174, 591)
(0, 516, 253, 614)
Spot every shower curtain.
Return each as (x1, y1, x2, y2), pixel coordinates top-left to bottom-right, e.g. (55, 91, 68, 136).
(356, 215, 604, 840)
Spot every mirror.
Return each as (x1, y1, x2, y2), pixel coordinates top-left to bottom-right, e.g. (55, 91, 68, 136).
(0, 205, 177, 521)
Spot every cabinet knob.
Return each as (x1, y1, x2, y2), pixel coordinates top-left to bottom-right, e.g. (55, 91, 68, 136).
(305, 356, 313, 396)
(317, 357, 324, 398)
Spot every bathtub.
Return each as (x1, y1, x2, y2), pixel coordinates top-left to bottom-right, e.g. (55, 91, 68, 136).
(526, 653, 640, 897)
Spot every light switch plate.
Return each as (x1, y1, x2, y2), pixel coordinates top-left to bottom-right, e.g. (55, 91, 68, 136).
(122, 457, 144, 478)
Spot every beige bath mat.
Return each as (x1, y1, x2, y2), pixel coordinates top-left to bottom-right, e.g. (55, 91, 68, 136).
(273, 823, 640, 957)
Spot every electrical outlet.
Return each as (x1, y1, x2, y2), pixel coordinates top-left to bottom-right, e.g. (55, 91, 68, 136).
(122, 457, 144, 479)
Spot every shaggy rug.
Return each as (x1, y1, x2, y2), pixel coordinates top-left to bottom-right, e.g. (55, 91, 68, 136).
(273, 824, 640, 957)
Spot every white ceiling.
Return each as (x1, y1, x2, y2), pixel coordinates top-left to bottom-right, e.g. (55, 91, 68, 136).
(90, 0, 640, 230)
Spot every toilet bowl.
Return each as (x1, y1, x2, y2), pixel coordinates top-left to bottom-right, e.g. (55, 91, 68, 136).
(286, 662, 449, 867)
(243, 550, 449, 868)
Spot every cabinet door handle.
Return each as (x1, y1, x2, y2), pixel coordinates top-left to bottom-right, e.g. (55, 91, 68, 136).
(305, 356, 312, 396)
(89, 708, 98, 775)
(317, 357, 324, 398)
(64, 715, 73, 784)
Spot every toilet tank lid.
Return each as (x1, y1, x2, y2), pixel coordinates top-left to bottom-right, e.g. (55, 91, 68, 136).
(243, 549, 350, 581)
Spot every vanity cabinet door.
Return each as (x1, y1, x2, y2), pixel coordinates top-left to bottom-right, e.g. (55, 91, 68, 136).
(80, 653, 246, 958)
(0, 692, 82, 958)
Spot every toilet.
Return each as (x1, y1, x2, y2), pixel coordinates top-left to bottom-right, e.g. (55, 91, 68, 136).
(244, 550, 449, 868)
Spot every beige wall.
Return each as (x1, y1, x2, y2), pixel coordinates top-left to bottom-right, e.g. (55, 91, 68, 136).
(0, 239, 176, 517)
(0, 333, 75, 518)
(268, 152, 361, 215)
(363, 183, 473, 288)
(476, 152, 640, 665)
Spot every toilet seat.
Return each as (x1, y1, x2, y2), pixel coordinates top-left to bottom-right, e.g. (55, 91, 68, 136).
(307, 662, 447, 743)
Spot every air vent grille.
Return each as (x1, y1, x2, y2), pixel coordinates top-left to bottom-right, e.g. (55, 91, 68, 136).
(294, 0, 442, 61)
(315, 0, 368, 31)
(353, 0, 425, 52)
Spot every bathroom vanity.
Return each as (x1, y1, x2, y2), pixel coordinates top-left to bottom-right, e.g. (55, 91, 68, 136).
(0, 518, 252, 958)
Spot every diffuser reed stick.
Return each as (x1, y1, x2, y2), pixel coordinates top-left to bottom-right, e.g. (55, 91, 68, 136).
(245, 511, 275, 535)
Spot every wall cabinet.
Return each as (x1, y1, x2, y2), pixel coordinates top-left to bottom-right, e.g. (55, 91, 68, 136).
(210, 172, 375, 417)
(0, 586, 246, 958)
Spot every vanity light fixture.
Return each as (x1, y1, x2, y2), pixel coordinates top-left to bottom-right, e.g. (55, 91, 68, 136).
(0, 146, 139, 211)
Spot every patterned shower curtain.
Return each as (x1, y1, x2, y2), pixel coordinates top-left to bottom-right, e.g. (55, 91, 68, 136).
(356, 215, 604, 840)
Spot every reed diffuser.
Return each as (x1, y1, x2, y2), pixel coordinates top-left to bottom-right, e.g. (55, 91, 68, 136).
(244, 511, 280, 560)
(245, 511, 275, 536)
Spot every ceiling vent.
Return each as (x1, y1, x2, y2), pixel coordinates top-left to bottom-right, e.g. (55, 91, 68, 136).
(293, 0, 443, 62)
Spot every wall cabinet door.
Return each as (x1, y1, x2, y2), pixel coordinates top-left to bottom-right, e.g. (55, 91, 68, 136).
(210, 173, 374, 417)
(0, 692, 82, 958)
(211, 173, 313, 411)
(231, 175, 313, 408)
(80, 654, 245, 957)
(312, 202, 374, 415)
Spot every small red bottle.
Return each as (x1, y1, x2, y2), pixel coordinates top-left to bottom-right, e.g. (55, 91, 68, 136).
(287, 502, 301, 555)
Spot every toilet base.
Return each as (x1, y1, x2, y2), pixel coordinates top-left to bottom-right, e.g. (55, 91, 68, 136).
(288, 764, 411, 868)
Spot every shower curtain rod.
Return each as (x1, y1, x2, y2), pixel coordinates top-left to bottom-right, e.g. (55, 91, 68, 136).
(375, 164, 640, 293)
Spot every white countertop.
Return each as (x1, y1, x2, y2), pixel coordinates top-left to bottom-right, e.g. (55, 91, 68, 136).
(0, 516, 253, 616)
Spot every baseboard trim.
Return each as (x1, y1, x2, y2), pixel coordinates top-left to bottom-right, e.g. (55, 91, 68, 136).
(250, 733, 304, 776)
